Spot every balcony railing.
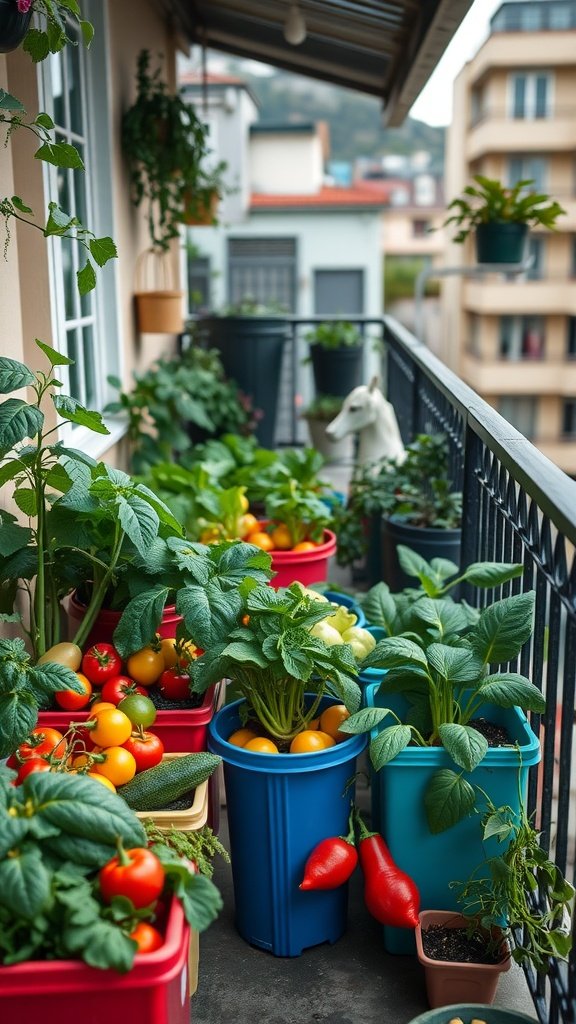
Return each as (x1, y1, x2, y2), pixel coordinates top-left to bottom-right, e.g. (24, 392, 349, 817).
(276, 313, 576, 1024)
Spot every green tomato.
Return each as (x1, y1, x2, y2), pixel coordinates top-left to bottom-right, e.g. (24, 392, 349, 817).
(117, 693, 157, 728)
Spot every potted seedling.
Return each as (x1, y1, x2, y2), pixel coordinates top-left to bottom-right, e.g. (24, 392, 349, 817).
(443, 175, 566, 264)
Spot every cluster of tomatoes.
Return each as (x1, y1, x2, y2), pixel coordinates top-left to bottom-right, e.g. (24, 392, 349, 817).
(236, 514, 319, 554)
(228, 703, 351, 755)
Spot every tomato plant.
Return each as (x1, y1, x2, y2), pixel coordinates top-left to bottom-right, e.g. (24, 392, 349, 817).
(54, 672, 92, 710)
(17, 727, 66, 761)
(122, 730, 164, 772)
(89, 708, 133, 747)
(99, 845, 166, 908)
(100, 675, 148, 705)
(81, 643, 122, 686)
(117, 693, 157, 728)
(129, 921, 164, 953)
(158, 667, 191, 701)
(126, 646, 165, 686)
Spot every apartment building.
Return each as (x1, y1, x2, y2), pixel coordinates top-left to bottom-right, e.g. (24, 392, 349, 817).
(442, 0, 576, 475)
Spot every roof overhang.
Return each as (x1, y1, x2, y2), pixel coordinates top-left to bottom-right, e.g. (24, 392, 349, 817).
(163, 0, 474, 126)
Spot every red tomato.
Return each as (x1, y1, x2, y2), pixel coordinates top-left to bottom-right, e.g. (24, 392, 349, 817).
(54, 673, 92, 710)
(100, 675, 148, 706)
(158, 667, 191, 701)
(16, 758, 52, 784)
(99, 847, 165, 908)
(130, 921, 164, 954)
(17, 727, 66, 761)
(81, 643, 122, 687)
(122, 731, 164, 772)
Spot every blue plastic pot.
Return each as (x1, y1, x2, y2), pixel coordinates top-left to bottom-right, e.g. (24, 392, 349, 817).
(365, 683, 540, 955)
(208, 697, 367, 957)
(323, 589, 367, 628)
(407, 1004, 537, 1024)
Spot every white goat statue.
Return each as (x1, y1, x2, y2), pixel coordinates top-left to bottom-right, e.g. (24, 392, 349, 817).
(325, 376, 405, 468)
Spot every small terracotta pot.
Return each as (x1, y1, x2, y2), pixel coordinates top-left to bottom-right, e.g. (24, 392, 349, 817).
(415, 910, 510, 1009)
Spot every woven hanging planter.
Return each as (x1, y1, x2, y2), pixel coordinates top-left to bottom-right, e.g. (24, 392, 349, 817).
(134, 249, 184, 334)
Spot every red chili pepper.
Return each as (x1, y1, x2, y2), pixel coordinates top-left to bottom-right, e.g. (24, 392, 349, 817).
(299, 815, 358, 890)
(355, 810, 420, 928)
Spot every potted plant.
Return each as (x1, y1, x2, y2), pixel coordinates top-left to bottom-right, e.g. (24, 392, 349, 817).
(0, 0, 92, 56)
(339, 571, 545, 954)
(443, 175, 566, 264)
(0, 0, 33, 52)
(189, 582, 367, 956)
(334, 433, 463, 589)
(197, 298, 290, 449)
(0, 767, 222, 1023)
(301, 394, 354, 463)
(415, 786, 574, 1009)
(304, 320, 364, 398)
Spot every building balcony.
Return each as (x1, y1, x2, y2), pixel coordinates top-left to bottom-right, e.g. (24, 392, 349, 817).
(466, 113, 576, 161)
(461, 352, 576, 394)
(463, 278, 576, 315)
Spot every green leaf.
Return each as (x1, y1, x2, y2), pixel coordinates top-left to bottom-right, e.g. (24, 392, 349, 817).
(35, 339, 74, 367)
(470, 592, 536, 665)
(170, 870, 223, 933)
(397, 546, 434, 582)
(438, 723, 489, 771)
(221, 640, 269, 668)
(77, 260, 97, 295)
(11, 195, 33, 215)
(35, 141, 84, 169)
(26, 772, 146, 849)
(28, 662, 85, 696)
(0, 400, 43, 448)
(0, 518, 32, 556)
(23, 29, 50, 62)
(0, 847, 51, 917)
(426, 643, 484, 683)
(80, 19, 95, 47)
(424, 768, 476, 833)
(461, 562, 524, 588)
(479, 672, 546, 712)
(0, 357, 35, 394)
(111, 586, 169, 659)
(369, 723, 412, 770)
(13, 487, 37, 517)
(360, 636, 428, 671)
(0, 814, 29, 859)
(116, 492, 160, 556)
(359, 582, 396, 632)
(35, 112, 54, 129)
(0, 691, 38, 758)
(339, 705, 393, 734)
(0, 89, 25, 111)
(89, 236, 117, 267)
(177, 585, 213, 648)
(412, 598, 470, 637)
(52, 394, 109, 434)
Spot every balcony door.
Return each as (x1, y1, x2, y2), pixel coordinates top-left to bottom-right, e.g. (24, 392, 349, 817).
(313, 269, 364, 315)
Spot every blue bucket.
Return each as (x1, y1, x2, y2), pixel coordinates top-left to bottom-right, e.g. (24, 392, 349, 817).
(358, 626, 387, 702)
(208, 697, 367, 957)
(365, 682, 540, 954)
(323, 589, 367, 628)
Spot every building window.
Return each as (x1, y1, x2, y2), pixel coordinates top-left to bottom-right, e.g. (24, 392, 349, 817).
(510, 73, 551, 119)
(526, 236, 545, 279)
(187, 253, 211, 314)
(412, 219, 430, 238)
(40, 1, 118, 440)
(227, 237, 296, 312)
(468, 314, 482, 357)
(499, 316, 545, 360)
(498, 396, 537, 439)
(507, 156, 548, 191)
(571, 235, 576, 278)
(567, 318, 576, 359)
(562, 399, 576, 437)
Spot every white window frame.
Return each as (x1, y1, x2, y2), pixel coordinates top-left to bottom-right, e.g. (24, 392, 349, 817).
(39, 0, 122, 457)
(508, 71, 553, 120)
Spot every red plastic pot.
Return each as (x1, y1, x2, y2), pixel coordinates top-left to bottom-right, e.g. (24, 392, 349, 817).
(268, 528, 337, 588)
(66, 591, 182, 649)
(0, 895, 191, 1024)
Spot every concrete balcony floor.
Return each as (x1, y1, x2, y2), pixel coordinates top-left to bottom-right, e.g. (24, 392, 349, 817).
(192, 458, 538, 1024)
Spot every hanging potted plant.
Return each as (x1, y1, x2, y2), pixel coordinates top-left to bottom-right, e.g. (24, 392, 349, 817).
(304, 319, 364, 398)
(0, 0, 33, 52)
(443, 175, 566, 264)
(122, 50, 228, 334)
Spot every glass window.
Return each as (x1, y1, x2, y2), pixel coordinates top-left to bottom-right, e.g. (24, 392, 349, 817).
(498, 396, 537, 439)
(507, 156, 547, 192)
(412, 219, 430, 239)
(526, 236, 545, 280)
(187, 253, 211, 314)
(509, 73, 551, 119)
(567, 318, 576, 358)
(499, 316, 545, 360)
(562, 399, 576, 437)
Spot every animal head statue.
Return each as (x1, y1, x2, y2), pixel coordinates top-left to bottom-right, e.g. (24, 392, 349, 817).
(325, 376, 405, 468)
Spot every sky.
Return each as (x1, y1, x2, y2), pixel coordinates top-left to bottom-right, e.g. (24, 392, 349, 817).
(409, 0, 504, 126)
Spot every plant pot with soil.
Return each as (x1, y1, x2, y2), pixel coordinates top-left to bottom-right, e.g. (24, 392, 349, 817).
(304, 320, 364, 398)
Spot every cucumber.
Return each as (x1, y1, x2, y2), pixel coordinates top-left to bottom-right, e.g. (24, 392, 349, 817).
(118, 752, 221, 811)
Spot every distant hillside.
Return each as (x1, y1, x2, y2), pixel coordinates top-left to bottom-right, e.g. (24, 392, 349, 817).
(226, 61, 445, 171)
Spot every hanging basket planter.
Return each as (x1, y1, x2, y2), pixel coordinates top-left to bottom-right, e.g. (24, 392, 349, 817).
(181, 187, 219, 226)
(134, 249, 184, 334)
(0, 0, 33, 54)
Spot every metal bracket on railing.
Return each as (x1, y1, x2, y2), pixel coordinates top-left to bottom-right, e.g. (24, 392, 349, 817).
(413, 255, 535, 345)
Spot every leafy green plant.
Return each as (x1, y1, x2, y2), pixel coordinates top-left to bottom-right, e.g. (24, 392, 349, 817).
(136, 462, 251, 543)
(444, 175, 566, 245)
(340, 586, 545, 833)
(143, 820, 230, 880)
(0, 768, 221, 971)
(219, 296, 288, 316)
(452, 786, 574, 973)
(21, 0, 94, 61)
(301, 395, 343, 421)
(304, 320, 362, 351)
(122, 50, 227, 252)
(190, 582, 362, 745)
(334, 434, 462, 567)
(106, 344, 257, 474)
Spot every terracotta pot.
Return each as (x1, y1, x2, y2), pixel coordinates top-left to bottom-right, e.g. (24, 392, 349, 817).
(415, 910, 510, 1009)
(181, 188, 219, 225)
(134, 290, 184, 334)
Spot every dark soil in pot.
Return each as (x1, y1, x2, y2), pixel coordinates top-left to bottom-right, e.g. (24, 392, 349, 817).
(148, 688, 204, 712)
(422, 923, 505, 966)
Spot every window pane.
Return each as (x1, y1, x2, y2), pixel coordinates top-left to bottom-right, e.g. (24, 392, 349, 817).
(512, 76, 526, 118)
(535, 76, 548, 117)
(62, 236, 75, 321)
(66, 40, 82, 136)
(567, 318, 576, 358)
(66, 328, 80, 401)
(499, 396, 536, 438)
(562, 400, 576, 436)
(82, 325, 96, 408)
(50, 53, 64, 126)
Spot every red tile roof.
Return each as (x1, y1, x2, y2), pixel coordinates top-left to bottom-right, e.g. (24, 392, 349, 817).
(250, 185, 391, 210)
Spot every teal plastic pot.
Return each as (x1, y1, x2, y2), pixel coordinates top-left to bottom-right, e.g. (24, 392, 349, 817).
(358, 626, 387, 705)
(475, 221, 528, 264)
(208, 696, 367, 957)
(365, 683, 540, 955)
(407, 1005, 537, 1024)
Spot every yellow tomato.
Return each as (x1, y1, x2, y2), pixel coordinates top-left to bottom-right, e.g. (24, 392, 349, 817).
(94, 745, 137, 786)
(248, 531, 275, 552)
(289, 730, 335, 754)
(159, 637, 179, 669)
(292, 541, 317, 553)
(86, 772, 117, 792)
(239, 493, 250, 512)
(270, 523, 293, 550)
(90, 708, 133, 747)
(319, 704, 351, 742)
(228, 728, 259, 747)
(244, 737, 280, 754)
(90, 701, 116, 715)
(238, 513, 260, 538)
(127, 646, 165, 686)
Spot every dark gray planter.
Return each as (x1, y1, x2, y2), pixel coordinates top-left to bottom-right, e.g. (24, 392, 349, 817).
(475, 222, 528, 264)
(0, 0, 33, 52)
(381, 515, 462, 593)
(310, 343, 364, 398)
(200, 316, 288, 448)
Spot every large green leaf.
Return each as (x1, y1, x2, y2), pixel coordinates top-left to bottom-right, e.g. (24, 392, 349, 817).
(326, 674, 362, 714)
(111, 586, 169, 658)
(27, 773, 146, 848)
(426, 643, 484, 683)
(438, 723, 489, 771)
(0, 518, 32, 556)
(360, 636, 428, 671)
(28, 662, 85, 696)
(461, 562, 523, 587)
(177, 585, 214, 648)
(221, 640, 268, 668)
(0, 847, 51, 917)
(0, 814, 29, 859)
(35, 339, 74, 367)
(169, 870, 223, 934)
(0, 399, 43, 448)
(116, 492, 160, 557)
(424, 768, 476, 833)
(479, 672, 546, 712)
(470, 591, 536, 665)
(359, 582, 396, 632)
(369, 723, 412, 770)
(0, 358, 35, 394)
(412, 598, 470, 638)
(339, 705, 394, 735)
(0, 691, 38, 758)
(52, 394, 109, 434)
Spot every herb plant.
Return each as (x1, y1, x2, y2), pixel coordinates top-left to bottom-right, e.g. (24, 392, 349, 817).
(190, 582, 362, 745)
(304, 320, 362, 351)
(301, 395, 343, 421)
(444, 175, 566, 245)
